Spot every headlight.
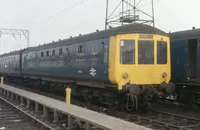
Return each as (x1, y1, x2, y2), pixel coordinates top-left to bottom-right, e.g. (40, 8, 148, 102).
(162, 72, 167, 78)
(123, 73, 129, 79)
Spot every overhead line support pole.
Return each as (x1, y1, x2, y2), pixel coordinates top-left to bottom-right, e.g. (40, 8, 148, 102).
(0, 28, 30, 48)
(105, 0, 109, 30)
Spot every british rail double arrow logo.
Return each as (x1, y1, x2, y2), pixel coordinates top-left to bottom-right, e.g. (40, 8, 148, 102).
(90, 68, 96, 77)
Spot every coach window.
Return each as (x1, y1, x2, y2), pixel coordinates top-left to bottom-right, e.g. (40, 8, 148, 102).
(138, 40, 154, 64)
(157, 41, 167, 64)
(78, 45, 83, 53)
(41, 52, 44, 57)
(52, 50, 55, 56)
(59, 48, 63, 55)
(46, 51, 49, 57)
(66, 48, 70, 63)
(120, 40, 135, 64)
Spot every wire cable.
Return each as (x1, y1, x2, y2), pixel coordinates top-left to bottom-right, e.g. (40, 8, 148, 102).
(29, 0, 89, 28)
(138, 0, 163, 8)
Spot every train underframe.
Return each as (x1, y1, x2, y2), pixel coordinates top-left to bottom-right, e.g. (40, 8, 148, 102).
(175, 83, 200, 105)
(3, 75, 176, 111)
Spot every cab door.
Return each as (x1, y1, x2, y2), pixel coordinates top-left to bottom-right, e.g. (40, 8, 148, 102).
(196, 38, 200, 81)
(101, 38, 109, 81)
(187, 39, 197, 81)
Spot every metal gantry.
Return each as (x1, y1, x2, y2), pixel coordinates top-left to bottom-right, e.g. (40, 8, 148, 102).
(105, 0, 155, 29)
(0, 28, 30, 47)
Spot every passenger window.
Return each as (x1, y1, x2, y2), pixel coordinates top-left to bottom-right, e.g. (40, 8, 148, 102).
(66, 48, 70, 64)
(157, 41, 167, 64)
(91, 43, 98, 60)
(52, 50, 55, 56)
(46, 51, 49, 56)
(138, 40, 154, 64)
(78, 45, 83, 53)
(120, 40, 135, 64)
(59, 49, 63, 55)
(41, 52, 44, 57)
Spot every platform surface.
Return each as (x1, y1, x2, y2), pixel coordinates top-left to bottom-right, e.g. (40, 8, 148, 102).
(0, 84, 152, 130)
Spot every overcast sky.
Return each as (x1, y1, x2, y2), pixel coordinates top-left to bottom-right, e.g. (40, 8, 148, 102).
(0, 0, 198, 53)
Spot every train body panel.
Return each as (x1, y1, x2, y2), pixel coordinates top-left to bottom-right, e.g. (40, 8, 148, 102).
(21, 38, 109, 83)
(170, 28, 200, 104)
(171, 29, 200, 83)
(0, 51, 21, 76)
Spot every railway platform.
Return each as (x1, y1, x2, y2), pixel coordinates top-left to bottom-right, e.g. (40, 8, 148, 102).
(0, 84, 152, 130)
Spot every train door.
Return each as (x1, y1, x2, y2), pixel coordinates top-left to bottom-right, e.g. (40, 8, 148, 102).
(196, 38, 200, 81)
(170, 39, 187, 82)
(101, 38, 109, 80)
(187, 39, 197, 81)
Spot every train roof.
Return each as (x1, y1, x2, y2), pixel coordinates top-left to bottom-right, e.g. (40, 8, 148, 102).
(0, 50, 21, 57)
(24, 23, 168, 51)
(170, 28, 200, 40)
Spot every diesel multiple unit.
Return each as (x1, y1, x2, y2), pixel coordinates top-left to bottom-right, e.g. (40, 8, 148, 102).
(0, 24, 173, 110)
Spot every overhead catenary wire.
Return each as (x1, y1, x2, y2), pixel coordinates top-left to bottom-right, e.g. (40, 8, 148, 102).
(47, 0, 89, 19)
(138, 0, 163, 8)
(19, 0, 54, 27)
(30, 0, 54, 18)
(28, 0, 89, 28)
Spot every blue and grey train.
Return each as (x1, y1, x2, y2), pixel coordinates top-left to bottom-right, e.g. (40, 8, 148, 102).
(170, 27, 200, 104)
(0, 24, 173, 110)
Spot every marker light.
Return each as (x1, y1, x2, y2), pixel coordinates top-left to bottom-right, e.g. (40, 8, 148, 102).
(123, 73, 129, 79)
(162, 72, 167, 78)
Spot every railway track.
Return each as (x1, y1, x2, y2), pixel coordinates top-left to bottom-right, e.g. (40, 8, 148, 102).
(0, 97, 43, 130)
(8, 83, 200, 130)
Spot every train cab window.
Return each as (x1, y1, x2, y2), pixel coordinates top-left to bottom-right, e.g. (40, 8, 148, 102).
(59, 49, 63, 55)
(120, 40, 135, 64)
(157, 41, 167, 64)
(52, 50, 55, 56)
(138, 40, 154, 64)
(46, 51, 49, 57)
(41, 52, 44, 57)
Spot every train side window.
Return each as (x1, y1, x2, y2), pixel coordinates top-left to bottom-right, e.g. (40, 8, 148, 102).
(59, 49, 63, 55)
(157, 41, 167, 64)
(78, 45, 83, 53)
(120, 40, 135, 64)
(138, 40, 154, 64)
(46, 51, 49, 57)
(52, 50, 55, 56)
(41, 52, 44, 57)
(66, 48, 68, 54)
(66, 48, 70, 63)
